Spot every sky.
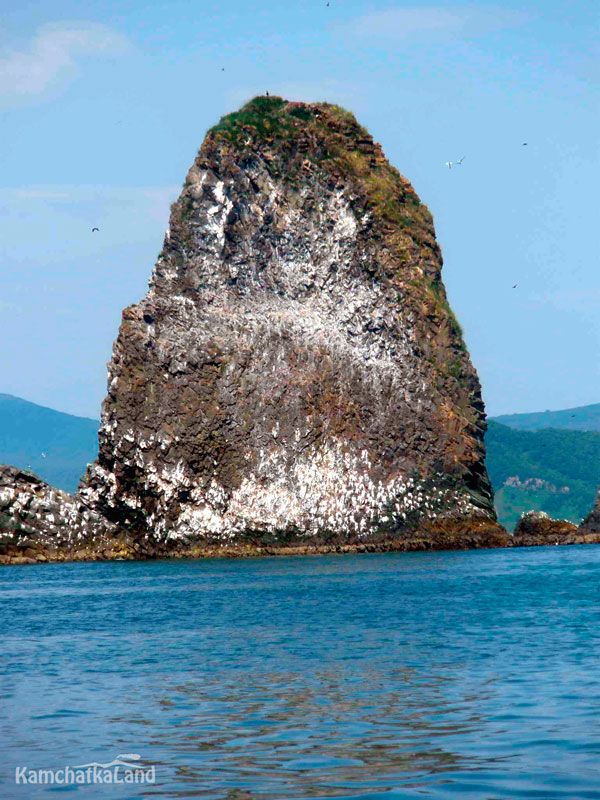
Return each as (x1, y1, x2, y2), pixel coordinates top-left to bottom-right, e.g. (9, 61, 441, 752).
(0, 0, 598, 419)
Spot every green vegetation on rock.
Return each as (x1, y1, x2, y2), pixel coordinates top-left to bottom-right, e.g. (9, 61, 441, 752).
(209, 96, 426, 225)
(210, 96, 289, 140)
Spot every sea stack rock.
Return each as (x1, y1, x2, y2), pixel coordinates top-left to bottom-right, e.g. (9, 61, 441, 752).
(510, 508, 600, 547)
(512, 510, 577, 546)
(580, 488, 600, 533)
(79, 97, 501, 549)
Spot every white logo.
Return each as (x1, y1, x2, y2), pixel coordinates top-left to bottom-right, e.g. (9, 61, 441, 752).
(15, 753, 156, 785)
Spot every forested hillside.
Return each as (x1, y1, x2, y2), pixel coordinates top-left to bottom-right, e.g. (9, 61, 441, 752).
(486, 421, 600, 529)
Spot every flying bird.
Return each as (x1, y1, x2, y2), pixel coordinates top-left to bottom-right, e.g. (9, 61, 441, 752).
(512, 284, 517, 288)
(445, 161, 453, 169)
(92, 227, 99, 232)
(455, 156, 465, 165)
(522, 142, 528, 146)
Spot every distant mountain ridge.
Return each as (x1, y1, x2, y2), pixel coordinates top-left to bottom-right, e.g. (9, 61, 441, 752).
(0, 394, 98, 494)
(492, 404, 600, 432)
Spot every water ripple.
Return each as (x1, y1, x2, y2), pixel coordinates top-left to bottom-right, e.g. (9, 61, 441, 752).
(0, 547, 599, 798)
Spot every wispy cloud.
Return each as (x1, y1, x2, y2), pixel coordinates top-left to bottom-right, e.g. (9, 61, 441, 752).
(16, 189, 71, 201)
(0, 23, 129, 103)
(530, 287, 600, 315)
(0, 185, 180, 260)
(340, 6, 529, 42)
(7, 184, 180, 224)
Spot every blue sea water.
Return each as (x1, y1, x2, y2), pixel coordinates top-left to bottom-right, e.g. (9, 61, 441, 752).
(0, 546, 599, 799)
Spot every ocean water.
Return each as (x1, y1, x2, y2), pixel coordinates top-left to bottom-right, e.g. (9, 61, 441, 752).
(0, 546, 599, 799)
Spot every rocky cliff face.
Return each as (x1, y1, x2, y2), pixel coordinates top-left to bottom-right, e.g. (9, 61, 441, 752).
(580, 488, 600, 533)
(79, 96, 498, 547)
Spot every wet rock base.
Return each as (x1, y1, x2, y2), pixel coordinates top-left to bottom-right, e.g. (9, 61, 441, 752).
(1, 466, 597, 566)
(511, 511, 600, 548)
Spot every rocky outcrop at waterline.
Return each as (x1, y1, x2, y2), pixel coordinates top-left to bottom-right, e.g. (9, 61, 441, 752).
(509, 510, 600, 548)
(76, 95, 503, 548)
(511, 510, 577, 547)
(0, 465, 118, 564)
(1, 470, 599, 565)
(0, 462, 508, 563)
(580, 488, 600, 534)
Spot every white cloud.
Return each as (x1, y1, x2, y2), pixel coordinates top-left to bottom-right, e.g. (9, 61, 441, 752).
(340, 6, 529, 42)
(0, 22, 129, 101)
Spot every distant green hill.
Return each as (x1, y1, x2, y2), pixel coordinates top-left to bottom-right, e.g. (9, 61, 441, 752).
(492, 403, 600, 432)
(0, 394, 98, 494)
(486, 421, 600, 530)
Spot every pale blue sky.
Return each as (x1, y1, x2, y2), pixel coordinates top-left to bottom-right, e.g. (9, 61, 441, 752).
(1, 1, 598, 418)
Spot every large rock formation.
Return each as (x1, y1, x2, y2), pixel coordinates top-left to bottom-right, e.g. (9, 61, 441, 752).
(78, 96, 502, 549)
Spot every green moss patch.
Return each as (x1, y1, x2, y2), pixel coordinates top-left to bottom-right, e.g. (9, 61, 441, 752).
(207, 95, 430, 235)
